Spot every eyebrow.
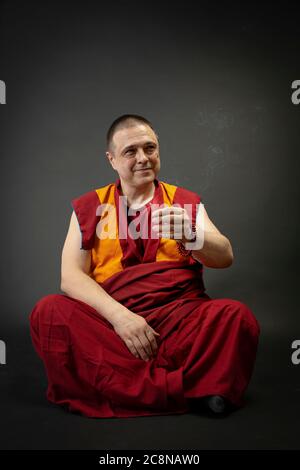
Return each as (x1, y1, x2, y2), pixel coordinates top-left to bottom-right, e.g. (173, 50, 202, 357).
(121, 141, 157, 154)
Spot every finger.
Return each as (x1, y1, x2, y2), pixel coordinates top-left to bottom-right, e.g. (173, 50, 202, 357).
(151, 214, 174, 226)
(151, 209, 186, 224)
(152, 218, 180, 229)
(154, 228, 183, 240)
(138, 334, 153, 358)
(151, 204, 169, 216)
(152, 207, 185, 219)
(148, 327, 161, 341)
(130, 338, 145, 360)
(158, 225, 185, 236)
(158, 214, 186, 224)
(144, 330, 158, 355)
(132, 336, 150, 361)
(153, 220, 191, 239)
(125, 339, 140, 359)
(156, 220, 191, 234)
(144, 330, 157, 354)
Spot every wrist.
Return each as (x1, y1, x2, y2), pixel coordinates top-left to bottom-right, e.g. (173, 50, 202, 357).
(110, 306, 132, 325)
(177, 222, 197, 256)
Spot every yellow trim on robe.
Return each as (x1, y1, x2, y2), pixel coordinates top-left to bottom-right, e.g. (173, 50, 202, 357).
(90, 181, 192, 284)
(92, 184, 124, 284)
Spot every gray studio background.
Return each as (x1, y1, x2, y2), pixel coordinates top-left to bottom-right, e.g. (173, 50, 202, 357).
(1, 1, 299, 341)
(1, 0, 300, 451)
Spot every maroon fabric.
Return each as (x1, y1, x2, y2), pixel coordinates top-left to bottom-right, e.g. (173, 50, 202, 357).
(124, 190, 155, 262)
(71, 190, 101, 250)
(29, 261, 260, 418)
(115, 177, 165, 267)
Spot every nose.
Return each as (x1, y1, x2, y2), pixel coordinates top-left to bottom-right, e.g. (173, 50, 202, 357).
(136, 148, 149, 163)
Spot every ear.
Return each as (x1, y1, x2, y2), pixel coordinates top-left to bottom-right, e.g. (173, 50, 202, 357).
(106, 151, 116, 170)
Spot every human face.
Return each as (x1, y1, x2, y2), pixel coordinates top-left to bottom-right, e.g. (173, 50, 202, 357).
(106, 124, 161, 187)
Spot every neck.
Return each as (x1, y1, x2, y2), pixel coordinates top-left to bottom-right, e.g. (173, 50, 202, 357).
(119, 178, 156, 207)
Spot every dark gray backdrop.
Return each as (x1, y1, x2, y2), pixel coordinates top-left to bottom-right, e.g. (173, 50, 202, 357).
(0, 0, 300, 450)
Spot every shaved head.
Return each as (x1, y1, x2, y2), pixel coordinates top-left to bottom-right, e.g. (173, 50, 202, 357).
(106, 114, 158, 153)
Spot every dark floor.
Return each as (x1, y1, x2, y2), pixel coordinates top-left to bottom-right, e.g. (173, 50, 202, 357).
(0, 322, 299, 451)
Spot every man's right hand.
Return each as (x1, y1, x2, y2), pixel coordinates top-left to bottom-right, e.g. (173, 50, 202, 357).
(112, 311, 160, 361)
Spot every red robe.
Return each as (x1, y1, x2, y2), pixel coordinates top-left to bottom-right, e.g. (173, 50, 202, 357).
(29, 179, 260, 418)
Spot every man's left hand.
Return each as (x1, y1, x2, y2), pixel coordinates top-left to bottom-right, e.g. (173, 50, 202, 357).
(151, 206, 195, 244)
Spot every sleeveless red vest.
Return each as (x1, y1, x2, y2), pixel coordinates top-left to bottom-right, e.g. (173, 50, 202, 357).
(71, 178, 202, 284)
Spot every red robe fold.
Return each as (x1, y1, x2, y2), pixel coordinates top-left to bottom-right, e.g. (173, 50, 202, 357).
(29, 260, 260, 418)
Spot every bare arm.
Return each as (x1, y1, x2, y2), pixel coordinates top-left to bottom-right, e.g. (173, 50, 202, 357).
(60, 211, 159, 360)
(60, 211, 130, 326)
